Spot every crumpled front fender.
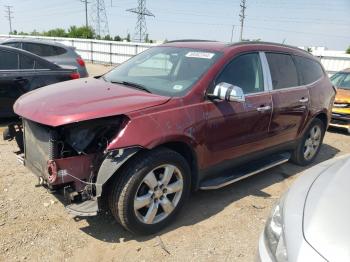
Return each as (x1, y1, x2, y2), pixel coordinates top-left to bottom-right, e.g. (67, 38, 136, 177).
(95, 147, 141, 197)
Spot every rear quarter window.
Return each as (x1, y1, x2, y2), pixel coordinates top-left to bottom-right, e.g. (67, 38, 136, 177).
(294, 56, 324, 85)
(22, 43, 66, 57)
(266, 52, 299, 90)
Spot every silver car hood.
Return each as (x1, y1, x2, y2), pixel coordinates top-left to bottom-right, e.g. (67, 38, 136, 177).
(303, 155, 350, 261)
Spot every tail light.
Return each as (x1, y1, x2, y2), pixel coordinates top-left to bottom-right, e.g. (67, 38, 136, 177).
(70, 72, 80, 79)
(76, 57, 86, 67)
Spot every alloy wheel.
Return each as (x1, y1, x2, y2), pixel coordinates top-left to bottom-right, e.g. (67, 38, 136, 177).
(134, 164, 183, 224)
(303, 125, 322, 160)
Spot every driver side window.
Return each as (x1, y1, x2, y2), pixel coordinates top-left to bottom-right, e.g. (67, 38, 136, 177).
(216, 53, 264, 94)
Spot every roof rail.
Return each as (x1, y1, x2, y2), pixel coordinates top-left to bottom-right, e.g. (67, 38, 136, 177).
(227, 41, 310, 54)
(165, 39, 218, 43)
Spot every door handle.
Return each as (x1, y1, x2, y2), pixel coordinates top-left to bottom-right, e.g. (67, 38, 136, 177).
(299, 97, 309, 103)
(257, 105, 271, 112)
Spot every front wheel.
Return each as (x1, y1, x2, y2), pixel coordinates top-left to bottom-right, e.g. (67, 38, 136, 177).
(291, 118, 325, 166)
(108, 148, 191, 235)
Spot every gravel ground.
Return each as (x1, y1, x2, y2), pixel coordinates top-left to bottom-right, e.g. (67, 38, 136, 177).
(0, 64, 349, 262)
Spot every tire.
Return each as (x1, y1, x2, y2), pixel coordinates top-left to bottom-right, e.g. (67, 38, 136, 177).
(291, 118, 325, 166)
(108, 147, 191, 235)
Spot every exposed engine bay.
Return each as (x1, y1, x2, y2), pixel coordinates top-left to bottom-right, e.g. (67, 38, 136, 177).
(5, 116, 124, 207)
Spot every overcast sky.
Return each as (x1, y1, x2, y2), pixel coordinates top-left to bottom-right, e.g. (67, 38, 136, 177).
(0, 0, 349, 50)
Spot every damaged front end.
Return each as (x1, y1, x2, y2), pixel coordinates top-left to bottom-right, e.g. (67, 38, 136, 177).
(4, 116, 139, 216)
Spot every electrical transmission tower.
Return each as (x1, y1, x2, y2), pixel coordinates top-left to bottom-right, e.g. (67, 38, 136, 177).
(90, 0, 110, 37)
(127, 0, 155, 42)
(4, 5, 14, 34)
(239, 0, 246, 41)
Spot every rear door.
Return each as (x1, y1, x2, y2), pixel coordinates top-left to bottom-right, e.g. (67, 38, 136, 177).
(204, 52, 273, 167)
(0, 50, 28, 117)
(265, 52, 310, 143)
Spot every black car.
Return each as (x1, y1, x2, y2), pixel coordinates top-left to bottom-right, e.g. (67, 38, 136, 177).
(0, 45, 80, 117)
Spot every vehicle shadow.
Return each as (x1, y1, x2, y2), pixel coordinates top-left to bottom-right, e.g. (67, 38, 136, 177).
(78, 143, 340, 243)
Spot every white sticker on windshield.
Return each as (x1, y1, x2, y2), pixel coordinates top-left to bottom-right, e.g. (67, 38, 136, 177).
(185, 52, 215, 59)
(173, 85, 184, 90)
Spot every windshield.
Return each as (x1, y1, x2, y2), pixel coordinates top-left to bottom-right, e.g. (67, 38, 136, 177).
(330, 72, 350, 89)
(103, 46, 222, 96)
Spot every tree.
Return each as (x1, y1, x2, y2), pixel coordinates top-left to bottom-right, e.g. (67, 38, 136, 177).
(144, 34, 149, 43)
(104, 34, 113, 41)
(126, 33, 131, 42)
(43, 28, 67, 37)
(346, 46, 350, 54)
(67, 26, 95, 39)
(114, 35, 122, 41)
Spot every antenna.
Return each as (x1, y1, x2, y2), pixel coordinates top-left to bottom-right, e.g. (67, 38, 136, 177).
(90, 0, 110, 37)
(127, 0, 155, 42)
(239, 0, 246, 41)
(4, 5, 14, 34)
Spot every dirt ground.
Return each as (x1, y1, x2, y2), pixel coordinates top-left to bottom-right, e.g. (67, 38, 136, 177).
(1, 64, 349, 262)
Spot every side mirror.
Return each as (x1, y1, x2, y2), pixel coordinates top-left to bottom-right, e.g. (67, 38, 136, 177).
(208, 82, 245, 102)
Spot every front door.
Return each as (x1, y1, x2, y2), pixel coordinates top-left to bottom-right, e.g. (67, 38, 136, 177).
(204, 52, 273, 168)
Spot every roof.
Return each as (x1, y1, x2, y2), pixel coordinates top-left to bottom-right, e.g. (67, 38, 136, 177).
(162, 39, 312, 57)
(2, 38, 71, 49)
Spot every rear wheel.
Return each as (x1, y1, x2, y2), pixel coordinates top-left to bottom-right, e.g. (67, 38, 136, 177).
(108, 148, 191, 235)
(291, 118, 325, 166)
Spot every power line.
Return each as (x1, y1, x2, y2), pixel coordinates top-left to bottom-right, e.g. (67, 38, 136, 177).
(239, 0, 246, 41)
(4, 5, 14, 34)
(90, 0, 110, 37)
(126, 0, 155, 42)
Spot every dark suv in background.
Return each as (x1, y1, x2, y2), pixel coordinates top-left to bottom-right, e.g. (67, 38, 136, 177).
(0, 45, 80, 117)
(6, 41, 335, 234)
(1, 38, 88, 77)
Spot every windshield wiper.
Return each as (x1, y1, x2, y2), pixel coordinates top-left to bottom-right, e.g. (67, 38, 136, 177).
(110, 80, 151, 93)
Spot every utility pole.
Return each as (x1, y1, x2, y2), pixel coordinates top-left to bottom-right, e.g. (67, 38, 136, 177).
(230, 25, 235, 42)
(80, 0, 90, 27)
(239, 0, 246, 41)
(126, 0, 155, 42)
(4, 5, 14, 34)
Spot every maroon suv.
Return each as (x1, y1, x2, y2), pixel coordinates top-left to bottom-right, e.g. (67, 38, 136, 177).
(6, 41, 335, 234)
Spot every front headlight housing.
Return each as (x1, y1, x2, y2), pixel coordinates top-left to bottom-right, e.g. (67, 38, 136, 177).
(264, 197, 288, 262)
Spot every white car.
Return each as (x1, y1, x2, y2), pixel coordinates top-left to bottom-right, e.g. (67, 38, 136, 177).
(258, 154, 350, 261)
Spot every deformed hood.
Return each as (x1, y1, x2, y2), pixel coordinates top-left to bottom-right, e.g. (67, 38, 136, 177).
(14, 78, 170, 127)
(303, 155, 350, 261)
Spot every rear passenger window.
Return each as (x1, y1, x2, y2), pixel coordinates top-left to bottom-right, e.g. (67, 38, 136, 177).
(266, 53, 298, 90)
(4, 42, 21, 49)
(216, 53, 264, 94)
(294, 56, 324, 85)
(0, 50, 18, 70)
(22, 43, 66, 57)
(20, 55, 35, 69)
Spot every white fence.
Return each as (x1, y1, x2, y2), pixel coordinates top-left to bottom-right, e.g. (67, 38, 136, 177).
(1, 34, 350, 75)
(0, 34, 157, 65)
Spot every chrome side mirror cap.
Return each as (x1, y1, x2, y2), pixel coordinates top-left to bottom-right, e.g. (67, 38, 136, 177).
(210, 82, 245, 102)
